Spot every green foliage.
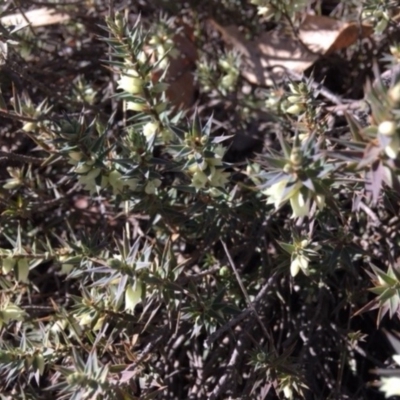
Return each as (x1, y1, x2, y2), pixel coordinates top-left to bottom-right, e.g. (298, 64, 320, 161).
(0, 0, 400, 399)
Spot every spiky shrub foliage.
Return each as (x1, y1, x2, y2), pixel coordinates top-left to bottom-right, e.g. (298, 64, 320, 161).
(1, 1, 400, 399)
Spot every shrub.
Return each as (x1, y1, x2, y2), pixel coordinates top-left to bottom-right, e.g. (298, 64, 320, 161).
(1, 1, 400, 399)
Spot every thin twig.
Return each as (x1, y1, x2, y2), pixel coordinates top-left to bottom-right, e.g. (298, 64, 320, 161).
(209, 331, 248, 400)
(0, 150, 47, 165)
(221, 240, 272, 342)
(206, 270, 277, 347)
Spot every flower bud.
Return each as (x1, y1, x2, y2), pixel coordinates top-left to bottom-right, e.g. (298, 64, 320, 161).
(389, 83, 400, 103)
(378, 121, 397, 136)
(286, 104, 304, 115)
(117, 69, 144, 95)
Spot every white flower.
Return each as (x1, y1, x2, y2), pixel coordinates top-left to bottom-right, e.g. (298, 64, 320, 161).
(290, 254, 309, 277)
(290, 189, 310, 218)
(207, 146, 225, 167)
(78, 312, 95, 327)
(125, 281, 142, 311)
(389, 82, 400, 103)
(209, 168, 229, 188)
(50, 319, 67, 334)
(380, 377, 400, 397)
(192, 170, 208, 190)
(117, 69, 144, 95)
(282, 384, 293, 400)
(22, 122, 38, 132)
(143, 122, 159, 141)
(264, 179, 290, 208)
(266, 180, 304, 209)
(126, 101, 146, 112)
(188, 155, 207, 173)
(379, 121, 397, 136)
(315, 194, 325, 210)
(385, 134, 400, 159)
(393, 355, 400, 366)
(144, 179, 161, 195)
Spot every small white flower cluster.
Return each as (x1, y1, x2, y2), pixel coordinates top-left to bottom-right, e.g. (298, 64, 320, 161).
(125, 280, 142, 311)
(116, 61, 168, 114)
(290, 239, 310, 277)
(3, 167, 23, 190)
(142, 121, 173, 144)
(148, 32, 179, 69)
(263, 178, 325, 219)
(284, 82, 308, 115)
(362, 6, 391, 34)
(68, 152, 138, 195)
(187, 144, 229, 192)
(218, 52, 240, 92)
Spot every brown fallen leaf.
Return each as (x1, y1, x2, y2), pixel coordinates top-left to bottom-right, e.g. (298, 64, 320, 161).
(299, 14, 373, 54)
(210, 15, 373, 86)
(1, 7, 70, 27)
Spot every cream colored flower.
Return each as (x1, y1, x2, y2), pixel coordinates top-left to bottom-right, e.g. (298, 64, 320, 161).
(282, 384, 293, 400)
(209, 168, 229, 188)
(264, 179, 290, 208)
(264, 179, 303, 211)
(78, 312, 95, 327)
(125, 281, 142, 311)
(143, 122, 159, 141)
(22, 122, 38, 132)
(380, 377, 400, 397)
(290, 189, 310, 218)
(144, 179, 161, 195)
(315, 194, 325, 210)
(290, 254, 309, 277)
(192, 170, 208, 190)
(188, 157, 207, 173)
(117, 69, 144, 95)
(385, 134, 400, 159)
(379, 121, 397, 136)
(393, 355, 400, 366)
